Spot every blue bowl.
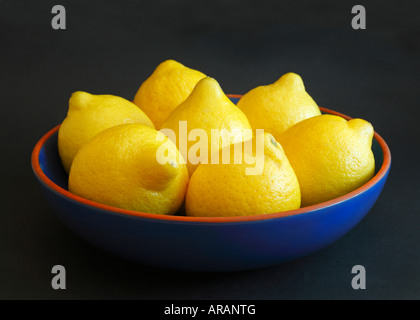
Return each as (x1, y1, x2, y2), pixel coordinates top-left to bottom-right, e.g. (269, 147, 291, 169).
(31, 97, 391, 272)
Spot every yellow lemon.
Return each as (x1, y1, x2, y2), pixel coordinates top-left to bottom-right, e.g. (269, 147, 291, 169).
(133, 59, 206, 129)
(237, 72, 321, 140)
(68, 123, 189, 215)
(185, 133, 301, 217)
(58, 91, 154, 173)
(161, 77, 253, 176)
(277, 114, 375, 207)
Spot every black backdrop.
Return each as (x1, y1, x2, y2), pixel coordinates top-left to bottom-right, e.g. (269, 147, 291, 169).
(1, 0, 419, 300)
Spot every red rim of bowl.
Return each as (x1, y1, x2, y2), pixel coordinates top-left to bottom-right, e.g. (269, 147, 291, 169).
(31, 96, 391, 223)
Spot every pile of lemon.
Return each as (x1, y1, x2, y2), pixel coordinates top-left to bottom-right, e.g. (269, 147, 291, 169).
(58, 60, 375, 217)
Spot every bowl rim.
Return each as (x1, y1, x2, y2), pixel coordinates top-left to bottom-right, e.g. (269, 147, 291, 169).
(31, 96, 391, 223)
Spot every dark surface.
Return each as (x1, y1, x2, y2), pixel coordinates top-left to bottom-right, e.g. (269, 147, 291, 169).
(1, 0, 419, 299)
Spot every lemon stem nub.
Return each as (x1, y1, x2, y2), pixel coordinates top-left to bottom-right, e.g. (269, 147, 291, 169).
(270, 136, 278, 147)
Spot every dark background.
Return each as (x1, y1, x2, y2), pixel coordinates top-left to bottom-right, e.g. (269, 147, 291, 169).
(1, 0, 419, 300)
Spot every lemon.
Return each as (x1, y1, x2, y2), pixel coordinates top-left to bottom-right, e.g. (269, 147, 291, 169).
(237, 72, 321, 140)
(68, 123, 189, 215)
(185, 133, 301, 217)
(161, 77, 253, 176)
(133, 59, 206, 129)
(58, 91, 154, 173)
(278, 114, 375, 207)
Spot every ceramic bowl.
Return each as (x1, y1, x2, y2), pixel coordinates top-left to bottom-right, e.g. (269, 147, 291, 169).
(31, 96, 391, 272)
